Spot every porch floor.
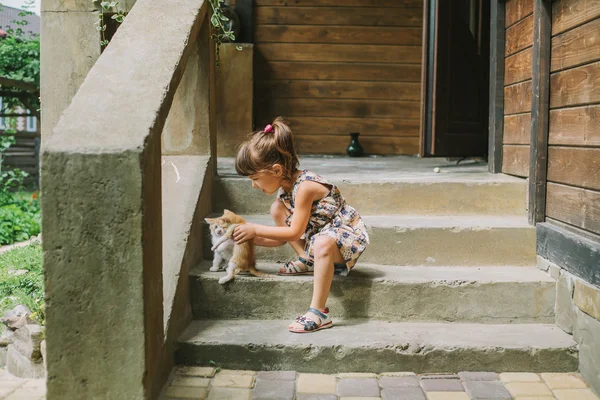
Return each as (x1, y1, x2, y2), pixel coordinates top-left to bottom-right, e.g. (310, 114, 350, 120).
(217, 156, 522, 183)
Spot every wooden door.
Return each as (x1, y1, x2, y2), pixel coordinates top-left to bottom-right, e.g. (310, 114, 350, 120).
(422, 0, 490, 157)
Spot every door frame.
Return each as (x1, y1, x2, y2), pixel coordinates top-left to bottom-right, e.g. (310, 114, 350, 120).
(420, 0, 503, 168)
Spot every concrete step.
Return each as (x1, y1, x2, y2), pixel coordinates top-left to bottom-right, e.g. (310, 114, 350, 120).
(203, 215, 537, 266)
(176, 320, 578, 373)
(214, 157, 527, 216)
(190, 263, 556, 323)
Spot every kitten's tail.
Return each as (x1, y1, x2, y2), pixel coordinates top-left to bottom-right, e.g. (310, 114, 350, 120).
(248, 265, 274, 278)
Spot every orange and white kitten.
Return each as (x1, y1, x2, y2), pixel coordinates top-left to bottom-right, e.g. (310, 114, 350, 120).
(206, 209, 270, 284)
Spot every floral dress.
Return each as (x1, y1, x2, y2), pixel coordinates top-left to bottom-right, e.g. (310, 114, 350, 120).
(278, 170, 370, 271)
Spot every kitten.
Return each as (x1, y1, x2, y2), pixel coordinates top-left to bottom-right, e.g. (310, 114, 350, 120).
(206, 209, 270, 284)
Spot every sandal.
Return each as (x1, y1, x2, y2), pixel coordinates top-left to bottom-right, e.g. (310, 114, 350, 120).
(289, 307, 333, 333)
(278, 256, 314, 276)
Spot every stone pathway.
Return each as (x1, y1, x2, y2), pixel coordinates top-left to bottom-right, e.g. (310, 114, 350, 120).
(2, 367, 598, 399)
(0, 369, 45, 400)
(162, 367, 600, 400)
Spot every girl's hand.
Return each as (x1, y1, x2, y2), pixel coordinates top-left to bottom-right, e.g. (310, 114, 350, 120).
(234, 224, 257, 244)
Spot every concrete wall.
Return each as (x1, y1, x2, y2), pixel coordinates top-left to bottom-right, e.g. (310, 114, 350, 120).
(538, 257, 600, 396)
(215, 43, 253, 157)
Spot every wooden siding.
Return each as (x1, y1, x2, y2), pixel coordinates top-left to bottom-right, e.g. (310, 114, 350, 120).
(502, 0, 534, 177)
(547, 2, 600, 235)
(253, 1, 423, 155)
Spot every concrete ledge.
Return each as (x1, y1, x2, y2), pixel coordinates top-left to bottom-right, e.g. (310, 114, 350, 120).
(203, 215, 536, 266)
(191, 263, 555, 323)
(176, 320, 578, 373)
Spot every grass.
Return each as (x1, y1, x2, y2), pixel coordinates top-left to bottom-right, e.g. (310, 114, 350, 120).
(0, 241, 44, 325)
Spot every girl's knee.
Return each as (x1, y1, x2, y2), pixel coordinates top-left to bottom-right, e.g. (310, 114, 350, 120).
(270, 200, 288, 223)
(313, 236, 336, 258)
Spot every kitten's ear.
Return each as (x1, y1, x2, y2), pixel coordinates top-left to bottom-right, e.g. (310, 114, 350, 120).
(223, 209, 234, 216)
(205, 218, 214, 224)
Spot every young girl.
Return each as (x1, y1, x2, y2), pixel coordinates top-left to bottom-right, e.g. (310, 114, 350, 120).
(233, 117, 370, 333)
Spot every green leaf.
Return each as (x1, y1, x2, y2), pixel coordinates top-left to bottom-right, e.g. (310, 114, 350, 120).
(236, 46, 243, 51)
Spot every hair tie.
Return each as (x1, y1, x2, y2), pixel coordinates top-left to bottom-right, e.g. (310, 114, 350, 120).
(264, 124, 274, 133)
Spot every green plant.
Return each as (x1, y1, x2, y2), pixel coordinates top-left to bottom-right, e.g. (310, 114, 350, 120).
(0, 242, 44, 325)
(92, 1, 126, 47)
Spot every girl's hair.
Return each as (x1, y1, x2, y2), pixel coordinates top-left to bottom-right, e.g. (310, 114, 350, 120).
(235, 116, 299, 180)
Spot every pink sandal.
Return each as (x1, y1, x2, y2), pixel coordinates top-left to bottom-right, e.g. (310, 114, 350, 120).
(289, 307, 333, 333)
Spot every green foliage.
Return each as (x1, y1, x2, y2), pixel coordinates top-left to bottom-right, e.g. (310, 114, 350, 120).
(92, 1, 127, 47)
(0, 242, 44, 325)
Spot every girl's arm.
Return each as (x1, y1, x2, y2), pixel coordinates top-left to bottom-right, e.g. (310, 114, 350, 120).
(254, 237, 286, 247)
(234, 181, 328, 243)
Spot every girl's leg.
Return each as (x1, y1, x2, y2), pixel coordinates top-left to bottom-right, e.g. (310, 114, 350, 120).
(289, 236, 345, 331)
(271, 201, 309, 270)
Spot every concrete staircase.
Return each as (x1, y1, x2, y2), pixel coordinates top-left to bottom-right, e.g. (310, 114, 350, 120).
(176, 158, 578, 373)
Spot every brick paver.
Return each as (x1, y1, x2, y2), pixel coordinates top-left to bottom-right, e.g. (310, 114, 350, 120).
(2, 367, 599, 400)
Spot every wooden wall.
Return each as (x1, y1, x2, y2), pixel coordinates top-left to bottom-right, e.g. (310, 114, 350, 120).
(545, 0, 600, 236)
(502, 0, 533, 177)
(252, 0, 423, 155)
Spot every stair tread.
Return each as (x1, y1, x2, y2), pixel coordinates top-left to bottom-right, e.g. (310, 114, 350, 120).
(180, 319, 576, 349)
(208, 214, 533, 228)
(191, 262, 553, 283)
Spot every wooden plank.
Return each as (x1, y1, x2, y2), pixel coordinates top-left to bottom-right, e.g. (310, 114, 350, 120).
(255, 6, 423, 26)
(256, 98, 421, 119)
(295, 134, 419, 155)
(505, 0, 533, 28)
(256, 43, 423, 63)
(504, 80, 532, 115)
(505, 15, 533, 56)
(505, 47, 532, 84)
(537, 221, 600, 287)
(256, 80, 421, 101)
(489, 0, 506, 173)
(546, 182, 600, 235)
(286, 116, 420, 137)
(504, 113, 531, 144)
(550, 61, 600, 108)
(529, 0, 552, 224)
(552, 0, 600, 36)
(547, 147, 600, 191)
(255, 0, 422, 7)
(549, 105, 600, 146)
(255, 25, 422, 45)
(502, 144, 530, 177)
(551, 17, 600, 73)
(254, 62, 422, 82)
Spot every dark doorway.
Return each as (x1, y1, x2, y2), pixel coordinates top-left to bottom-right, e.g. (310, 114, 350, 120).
(421, 0, 491, 157)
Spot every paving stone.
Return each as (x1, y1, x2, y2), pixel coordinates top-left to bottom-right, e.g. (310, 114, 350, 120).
(0, 387, 17, 397)
(296, 395, 337, 400)
(252, 379, 295, 399)
(381, 387, 426, 400)
(176, 366, 216, 377)
(165, 386, 209, 399)
(338, 373, 379, 378)
(297, 374, 337, 394)
(338, 378, 380, 397)
(574, 280, 600, 321)
(213, 374, 255, 389)
(379, 376, 420, 388)
(554, 389, 600, 400)
(419, 374, 460, 380)
(380, 373, 416, 377)
(540, 372, 588, 389)
(208, 388, 252, 400)
(0, 379, 25, 389)
(419, 379, 464, 392)
(463, 381, 512, 399)
(221, 370, 258, 376)
(339, 398, 380, 400)
(458, 372, 499, 381)
(426, 393, 470, 400)
(512, 397, 555, 399)
(499, 373, 541, 383)
(505, 382, 553, 397)
(171, 376, 211, 387)
(256, 371, 297, 381)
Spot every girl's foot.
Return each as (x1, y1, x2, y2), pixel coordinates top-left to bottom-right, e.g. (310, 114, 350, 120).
(289, 307, 333, 333)
(278, 256, 314, 275)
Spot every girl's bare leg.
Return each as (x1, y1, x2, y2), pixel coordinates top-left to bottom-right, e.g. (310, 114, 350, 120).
(270, 201, 309, 269)
(289, 236, 345, 330)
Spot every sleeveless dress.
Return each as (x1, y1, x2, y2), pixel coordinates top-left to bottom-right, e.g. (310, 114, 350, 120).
(277, 170, 370, 270)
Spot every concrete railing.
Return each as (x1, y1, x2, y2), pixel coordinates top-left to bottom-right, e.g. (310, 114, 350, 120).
(41, 0, 213, 398)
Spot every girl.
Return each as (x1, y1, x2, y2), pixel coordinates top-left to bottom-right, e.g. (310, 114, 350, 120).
(233, 117, 370, 333)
